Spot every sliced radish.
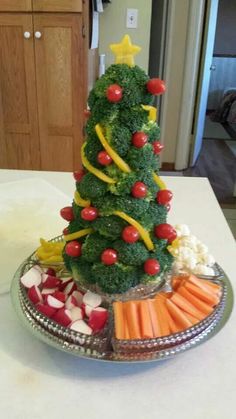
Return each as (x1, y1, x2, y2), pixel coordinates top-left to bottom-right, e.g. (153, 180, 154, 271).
(28, 286, 43, 305)
(59, 278, 73, 292)
(21, 266, 42, 289)
(52, 308, 72, 327)
(83, 291, 102, 308)
(72, 290, 84, 307)
(41, 288, 57, 295)
(52, 291, 66, 303)
(42, 274, 61, 289)
(70, 320, 92, 335)
(46, 268, 56, 276)
(65, 295, 78, 310)
(64, 281, 77, 295)
(81, 303, 86, 318)
(46, 295, 64, 309)
(88, 307, 108, 332)
(70, 307, 83, 322)
(37, 303, 56, 318)
(84, 304, 93, 318)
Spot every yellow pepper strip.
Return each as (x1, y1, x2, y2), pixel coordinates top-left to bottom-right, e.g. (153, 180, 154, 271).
(43, 255, 64, 263)
(153, 172, 166, 190)
(36, 239, 65, 261)
(113, 210, 154, 251)
(74, 190, 91, 207)
(64, 228, 93, 242)
(81, 143, 116, 184)
(141, 105, 157, 121)
(95, 124, 131, 174)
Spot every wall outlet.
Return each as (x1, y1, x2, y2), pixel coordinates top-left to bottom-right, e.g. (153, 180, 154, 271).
(126, 9, 138, 29)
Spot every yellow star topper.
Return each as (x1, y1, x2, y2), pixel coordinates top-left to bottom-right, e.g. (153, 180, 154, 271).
(110, 35, 141, 67)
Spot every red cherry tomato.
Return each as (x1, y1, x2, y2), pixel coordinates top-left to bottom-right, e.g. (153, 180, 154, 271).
(60, 206, 74, 221)
(146, 78, 166, 95)
(81, 206, 98, 221)
(144, 259, 160, 276)
(156, 189, 173, 205)
(73, 170, 85, 182)
(106, 84, 123, 103)
(83, 109, 91, 118)
(97, 150, 113, 166)
(122, 226, 140, 243)
(131, 181, 147, 198)
(154, 223, 177, 243)
(152, 141, 164, 155)
(65, 241, 82, 257)
(63, 227, 69, 235)
(101, 248, 118, 265)
(132, 132, 148, 148)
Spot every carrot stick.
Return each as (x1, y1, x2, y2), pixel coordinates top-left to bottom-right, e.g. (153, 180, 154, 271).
(124, 313, 130, 340)
(166, 299, 193, 330)
(113, 301, 125, 339)
(184, 282, 219, 306)
(177, 287, 214, 316)
(158, 299, 180, 334)
(139, 300, 154, 339)
(187, 274, 219, 297)
(170, 292, 206, 321)
(196, 278, 221, 294)
(147, 299, 162, 337)
(183, 312, 199, 325)
(124, 301, 142, 339)
(155, 297, 171, 336)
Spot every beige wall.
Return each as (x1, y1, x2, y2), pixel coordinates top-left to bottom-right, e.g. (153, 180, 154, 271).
(99, 0, 152, 72)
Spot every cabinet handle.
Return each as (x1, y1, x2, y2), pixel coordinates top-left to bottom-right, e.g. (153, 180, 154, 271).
(34, 31, 42, 39)
(24, 31, 31, 39)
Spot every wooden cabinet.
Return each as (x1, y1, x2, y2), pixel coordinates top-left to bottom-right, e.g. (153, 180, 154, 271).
(0, 2, 95, 171)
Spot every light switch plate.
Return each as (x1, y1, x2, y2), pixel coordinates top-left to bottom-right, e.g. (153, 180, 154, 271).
(126, 8, 138, 29)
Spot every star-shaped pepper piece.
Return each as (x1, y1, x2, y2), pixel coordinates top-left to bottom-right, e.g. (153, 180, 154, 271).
(110, 34, 141, 67)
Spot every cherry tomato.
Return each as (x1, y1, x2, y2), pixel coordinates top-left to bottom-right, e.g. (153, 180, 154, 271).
(65, 241, 82, 257)
(83, 109, 91, 118)
(154, 223, 177, 243)
(152, 141, 164, 155)
(131, 181, 147, 198)
(97, 150, 113, 166)
(63, 227, 69, 235)
(132, 132, 148, 148)
(146, 78, 166, 95)
(60, 206, 74, 221)
(156, 189, 173, 205)
(101, 248, 118, 265)
(122, 226, 140, 243)
(81, 206, 98, 221)
(73, 170, 85, 182)
(144, 259, 160, 275)
(106, 84, 123, 103)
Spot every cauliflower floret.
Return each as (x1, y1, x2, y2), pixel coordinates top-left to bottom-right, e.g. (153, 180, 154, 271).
(175, 224, 190, 237)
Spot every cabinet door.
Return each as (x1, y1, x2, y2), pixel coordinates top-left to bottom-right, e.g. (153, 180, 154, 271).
(0, 14, 40, 169)
(33, 0, 82, 12)
(0, 1, 32, 12)
(34, 14, 87, 171)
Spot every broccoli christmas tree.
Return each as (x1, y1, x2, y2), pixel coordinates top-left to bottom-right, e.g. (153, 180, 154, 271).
(60, 35, 177, 295)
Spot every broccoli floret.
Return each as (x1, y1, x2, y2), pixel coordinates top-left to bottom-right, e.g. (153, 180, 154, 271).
(137, 169, 159, 197)
(113, 240, 149, 266)
(76, 172, 108, 200)
(92, 262, 138, 293)
(140, 202, 168, 230)
(108, 170, 137, 196)
(127, 144, 159, 171)
(84, 133, 103, 168)
(119, 105, 148, 132)
(71, 260, 96, 284)
(152, 247, 174, 274)
(93, 194, 149, 219)
(92, 215, 127, 239)
(82, 233, 111, 263)
(72, 202, 94, 228)
(142, 120, 161, 143)
(105, 124, 131, 157)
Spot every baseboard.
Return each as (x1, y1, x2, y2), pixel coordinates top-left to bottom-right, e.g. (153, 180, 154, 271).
(161, 162, 175, 171)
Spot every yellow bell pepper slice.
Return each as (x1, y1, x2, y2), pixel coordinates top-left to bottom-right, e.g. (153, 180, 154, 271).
(153, 172, 166, 190)
(141, 105, 157, 121)
(64, 228, 93, 242)
(113, 211, 154, 251)
(95, 124, 131, 174)
(81, 143, 116, 184)
(74, 190, 91, 207)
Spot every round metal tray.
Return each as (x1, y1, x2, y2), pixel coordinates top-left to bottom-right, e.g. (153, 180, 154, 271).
(11, 258, 233, 363)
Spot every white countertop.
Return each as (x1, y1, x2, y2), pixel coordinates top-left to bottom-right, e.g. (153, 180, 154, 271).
(0, 169, 235, 419)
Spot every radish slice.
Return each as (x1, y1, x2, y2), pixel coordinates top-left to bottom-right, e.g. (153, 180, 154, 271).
(53, 308, 72, 327)
(84, 304, 93, 317)
(42, 274, 61, 289)
(21, 266, 42, 289)
(83, 291, 102, 308)
(88, 307, 108, 332)
(64, 281, 77, 295)
(70, 307, 83, 322)
(70, 320, 92, 335)
(37, 303, 56, 318)
(46, 268, 56, 276)
(41, 288, 57, 295)
(47, 295, 64, 309)
(72, 290, 84, 307)
(52, 291, 66, 303)
(28, 286, 43, 305)
(59, 278, 73, 292)
(65, 295, 78, 310)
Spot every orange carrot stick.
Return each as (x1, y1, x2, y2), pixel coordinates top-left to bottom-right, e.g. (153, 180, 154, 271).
(158, 298, 180, 334)
(166, 299, 193, 330)
(124, 311, 130, 340)
(183, 312, 199, 325)
(139, 300, 154, 339)
(177, 287, 214, 316)
(113, 301, 125, 339)
(147, 299, 162, 337)
(124, 301, 142, 339)
(184, 282, 219, 306)
(155, 297, 171, 336)
(196, 278, 221, 294)
(170, 292, 206, 321)
(187, 274, 219, 297)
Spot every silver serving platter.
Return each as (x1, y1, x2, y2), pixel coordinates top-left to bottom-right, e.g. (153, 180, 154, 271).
(11, 256, 233, 363)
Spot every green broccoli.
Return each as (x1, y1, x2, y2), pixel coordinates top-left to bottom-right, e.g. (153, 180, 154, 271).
(84, 133, 103, 168)
(92, 215, 127, 239)
(72, 202, 94, 229)
(113, 240, 149, 266)
(142, 120, 161, 143)
(107, 169, 137, 196)
(91, 262, 139, 293)
(119, 105, 148, 133)
(126, 144, 159, 171)
(152, 247, 174, 274)
(93, 194, 149, 219)
(71, 260, 96, 284)
(82, 233, 111, 263)
(137, 168, 159, 197)
(105, 124, 131, 157)
(76, 172, 108, 200)
(139, 202, 168, 230)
